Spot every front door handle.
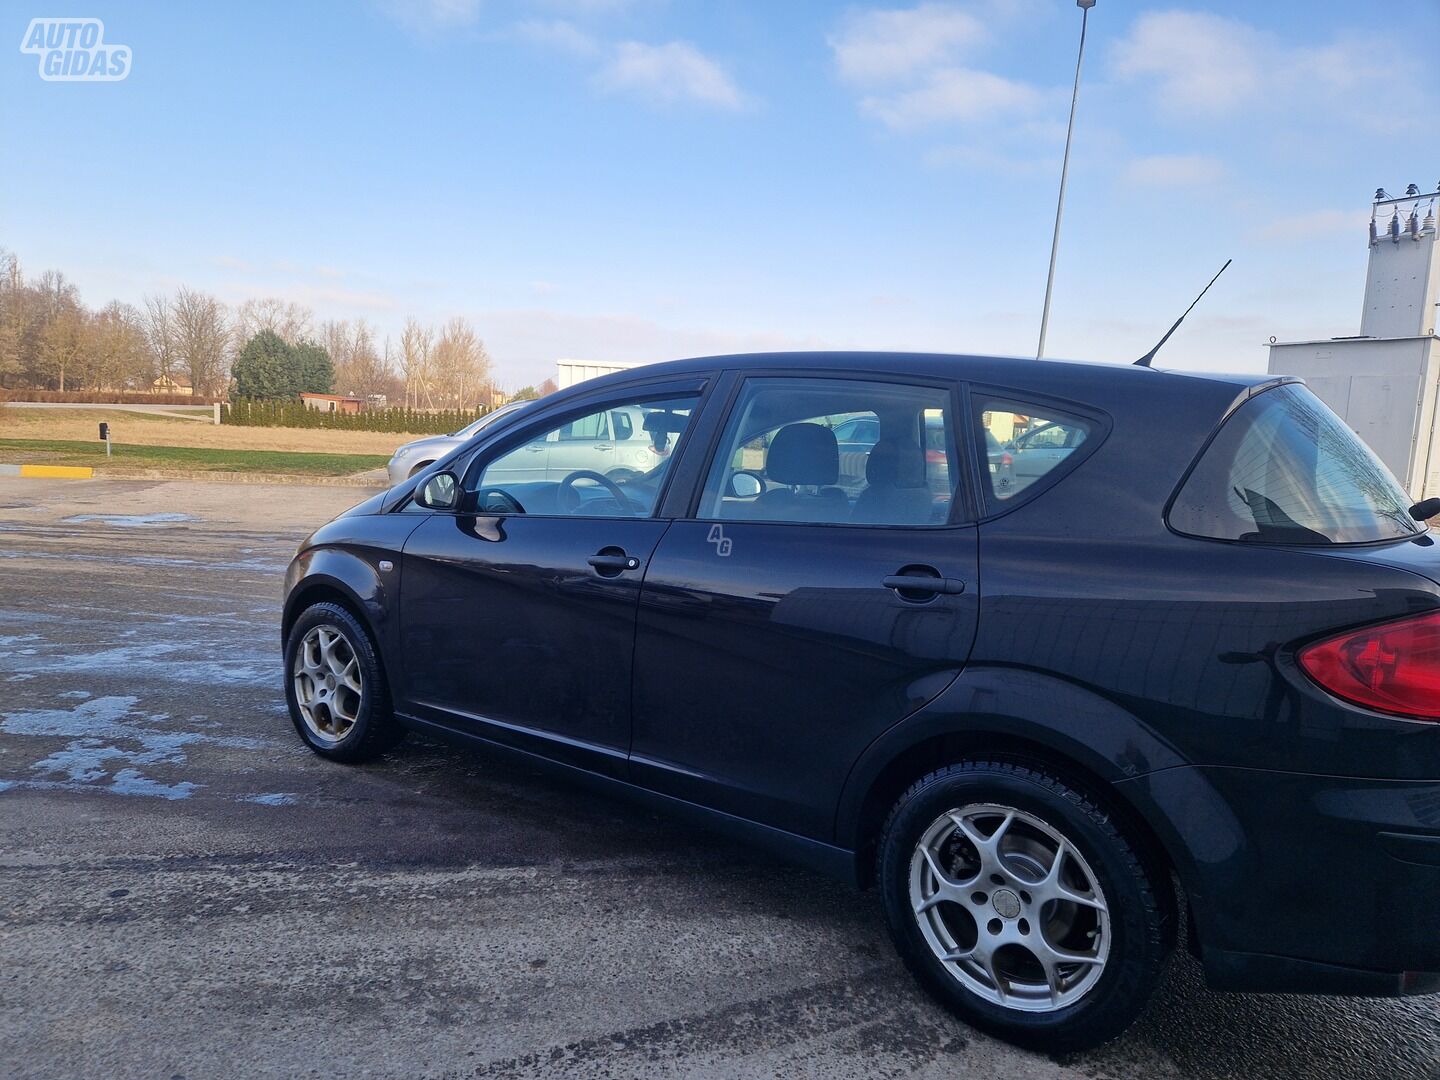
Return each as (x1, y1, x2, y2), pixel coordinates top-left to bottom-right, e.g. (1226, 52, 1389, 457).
(882, 573, 966, 596)
(588, 550, 641, 574)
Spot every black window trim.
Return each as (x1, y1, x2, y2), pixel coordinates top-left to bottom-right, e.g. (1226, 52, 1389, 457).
(964, 383, 1112, 521)
(680, 368, 976, 531)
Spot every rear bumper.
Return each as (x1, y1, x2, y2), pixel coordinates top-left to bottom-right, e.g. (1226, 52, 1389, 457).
(1118, 766, 1440, 996)
(1203, 950, 1440, 997)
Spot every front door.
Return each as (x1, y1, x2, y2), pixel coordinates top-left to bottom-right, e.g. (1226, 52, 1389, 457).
(630, 374, 980, 840)
(398, 388, 703, 776)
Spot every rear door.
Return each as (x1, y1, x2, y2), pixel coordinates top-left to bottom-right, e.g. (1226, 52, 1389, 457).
(629, 372, 980, 840)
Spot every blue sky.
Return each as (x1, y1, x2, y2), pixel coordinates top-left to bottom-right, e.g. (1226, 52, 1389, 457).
(3, 0, 1436, 389)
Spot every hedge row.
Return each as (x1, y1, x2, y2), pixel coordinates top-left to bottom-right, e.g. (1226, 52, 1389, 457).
(0, 389, 222, 405)
(220, 398, 487, 434)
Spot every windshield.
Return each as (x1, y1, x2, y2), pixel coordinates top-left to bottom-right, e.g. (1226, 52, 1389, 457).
(453, 403, 521, 439)
(1168, 384, 1420, 545)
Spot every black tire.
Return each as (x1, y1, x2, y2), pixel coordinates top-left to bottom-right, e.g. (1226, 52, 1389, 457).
(877, 760, 1172, 1053)
(283, 601, 405, 763)
(408, 461, 434, 478)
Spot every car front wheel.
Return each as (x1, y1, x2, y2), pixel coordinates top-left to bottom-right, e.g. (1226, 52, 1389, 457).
(284, 601, 405, 762)
(878, 760, 1172, 1052)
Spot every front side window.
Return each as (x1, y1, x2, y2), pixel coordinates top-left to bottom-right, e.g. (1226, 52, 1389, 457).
(471, 394, 698, 518)
(1169, 383, 1419, 545)
(698, 377, 957, 526)
(975, 399, 1094, 510)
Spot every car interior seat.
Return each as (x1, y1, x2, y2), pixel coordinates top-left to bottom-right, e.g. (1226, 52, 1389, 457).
(850, 436, 933, 524)
(752, 422, 849, 521)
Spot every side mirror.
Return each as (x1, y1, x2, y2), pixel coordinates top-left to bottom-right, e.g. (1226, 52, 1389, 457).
(1409, 497, 1440, 521)
(728, 471, 763, 499)
(416, 471, 460, 510)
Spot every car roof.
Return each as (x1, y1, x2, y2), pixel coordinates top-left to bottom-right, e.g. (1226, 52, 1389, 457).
(555, 352, 1290, 426)
(568, 350, 1280, 400)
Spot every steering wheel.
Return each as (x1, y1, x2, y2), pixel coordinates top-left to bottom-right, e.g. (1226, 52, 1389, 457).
(476, 487, 526, 514)
(557, 470, 637, 515)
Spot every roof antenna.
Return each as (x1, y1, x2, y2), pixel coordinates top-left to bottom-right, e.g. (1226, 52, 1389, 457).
(1134, 258, 1232, 368)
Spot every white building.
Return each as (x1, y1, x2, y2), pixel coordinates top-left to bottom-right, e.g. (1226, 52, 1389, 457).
(1268, 184, 1440, 499)
(555, 359, 648, 390)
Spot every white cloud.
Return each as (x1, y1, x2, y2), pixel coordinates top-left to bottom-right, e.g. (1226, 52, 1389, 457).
(1112, 11, 1393, 119)
(598, 41, 746, 110)
(512, 18, 600, 56)
(829, 3, 989, 84)
(1123, 153, 1226, 188)
(861, 66, 1045, 129)
(378, 0, 482, 32)
(1257, 209, 1367, 240)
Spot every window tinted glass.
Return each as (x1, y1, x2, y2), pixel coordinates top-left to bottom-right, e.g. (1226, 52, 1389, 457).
(1169, 384, 1419, 545)
(699, 378, 956, 525)
(473, 394, 698, 518)
(976, 400, 1093, 510)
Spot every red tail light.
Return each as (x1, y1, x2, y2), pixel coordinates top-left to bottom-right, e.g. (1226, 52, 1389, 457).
(1297, 610, 1440, 721)
(1002, 452, 1013, 467)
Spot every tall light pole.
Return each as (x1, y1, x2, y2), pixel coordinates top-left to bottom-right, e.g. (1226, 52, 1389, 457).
(1036, 0, 1095, 360)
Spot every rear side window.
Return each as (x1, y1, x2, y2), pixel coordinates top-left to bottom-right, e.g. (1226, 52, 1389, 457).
(1169, 384, 1419, 545)
(974, 398, 1095, 511)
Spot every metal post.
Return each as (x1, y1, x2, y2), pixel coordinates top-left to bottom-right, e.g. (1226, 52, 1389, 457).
(1036, 0, 1095, 360)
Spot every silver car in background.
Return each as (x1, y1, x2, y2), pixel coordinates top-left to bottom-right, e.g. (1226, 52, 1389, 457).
(386, 400, 531, 486)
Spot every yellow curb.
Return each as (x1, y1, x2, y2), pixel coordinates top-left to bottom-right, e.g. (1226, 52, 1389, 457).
(18, 464, 94, 479)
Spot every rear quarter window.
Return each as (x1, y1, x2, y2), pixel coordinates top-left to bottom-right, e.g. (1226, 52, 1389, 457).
(973, 397, 1098, 513)
(1168, 383, 1420, 545)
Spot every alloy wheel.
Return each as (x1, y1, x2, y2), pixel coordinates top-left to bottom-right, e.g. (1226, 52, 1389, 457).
(909, 802, 1110, 1013)
(292, 625, 364, 745)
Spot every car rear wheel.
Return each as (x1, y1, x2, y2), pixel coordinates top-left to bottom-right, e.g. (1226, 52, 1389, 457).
(284, 601, 405, 762)
(877, 760, 1172, 1052)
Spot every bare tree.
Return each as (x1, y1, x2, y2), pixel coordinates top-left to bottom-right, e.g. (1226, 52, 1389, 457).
(0, 249, 27, 384)
(236, 297, 313, 346)
(37, 306, 83, 392)
(142, 293, 179, 389)
(90, 301, 151, 390)
(171, 287, 231, 396)
(398, 317, 434, 408)
(430, 316, 492, 409)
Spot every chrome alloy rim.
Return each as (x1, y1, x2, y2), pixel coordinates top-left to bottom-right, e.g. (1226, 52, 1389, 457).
(908, 803, 1110, 1012)
(292, 625, 363, 745)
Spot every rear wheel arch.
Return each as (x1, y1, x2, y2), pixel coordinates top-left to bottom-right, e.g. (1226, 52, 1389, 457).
(846, 730, 1180, 931)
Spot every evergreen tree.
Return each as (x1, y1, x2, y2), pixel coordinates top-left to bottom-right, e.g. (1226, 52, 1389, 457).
(232, 330, 295, 399)
(292, 339, 334, 394)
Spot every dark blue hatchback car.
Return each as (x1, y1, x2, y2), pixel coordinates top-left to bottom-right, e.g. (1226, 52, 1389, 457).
(283, 352, 1440, 1050)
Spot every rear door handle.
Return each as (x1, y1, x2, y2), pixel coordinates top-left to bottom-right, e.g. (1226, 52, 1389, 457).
(882, 574, 966, 596)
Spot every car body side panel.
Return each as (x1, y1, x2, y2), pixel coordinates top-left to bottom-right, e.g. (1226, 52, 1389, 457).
(282, 512, 432, 669)
(970, 519, 1440, 780)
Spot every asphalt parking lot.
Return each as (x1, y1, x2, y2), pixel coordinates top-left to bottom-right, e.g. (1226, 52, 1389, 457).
(1, 476, 1436, 1080)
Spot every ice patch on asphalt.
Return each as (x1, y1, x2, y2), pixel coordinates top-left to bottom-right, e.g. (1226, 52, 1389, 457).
(5, 642, 274, 686)
(243, 792, 297, 806)
(63, 513, 196, 527)
(0, 695, 263, 801)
